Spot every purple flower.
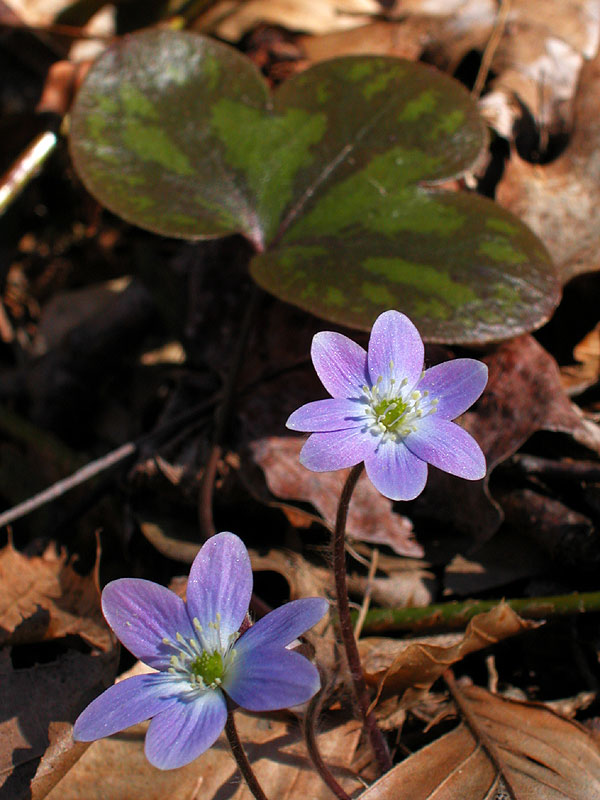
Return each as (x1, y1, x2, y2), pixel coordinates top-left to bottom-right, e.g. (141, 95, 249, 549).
(287, 310, 487, 501)
(73, 532, 327, 770)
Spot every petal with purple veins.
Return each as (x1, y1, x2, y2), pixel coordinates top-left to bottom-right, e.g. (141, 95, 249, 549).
(186, 532, 252, 648)
(144, 689, 227, 770)
(73, 673, 182, 741)
(235, 598, 328, 655)
(367, 311, 424, 395)
(364, 438, 428, 501)
(299, 427, 374, 472)
(404, 416, 486, 480)
(418, 359, 488, 419)
(223, 646, 320, 711)
(286, 398, 369, 432)
(102, 579, 194, 669)
(311, 332, 368, 399)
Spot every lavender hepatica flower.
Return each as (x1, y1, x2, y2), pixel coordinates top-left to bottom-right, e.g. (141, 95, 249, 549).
(73, 532, 327, 770)
(287, 310, 488, 501)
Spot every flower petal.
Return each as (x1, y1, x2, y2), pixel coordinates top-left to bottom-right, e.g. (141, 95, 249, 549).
(418, 359, 488, 419)
(186, 532, 252, 648)
(144, 689, 227, 769)
(235, 598, 328, 655)
(224, 646, 320, 711)
(102, 579, 194, 669)
(311, 331, 368, 399)
(286, 398, 369, 432)
(368, 311, 424, 394)
(73, 673, 182, 741)
(364, 438, 428, 500)
(299, 428, 374, 472)
(404, 416, 486, 479)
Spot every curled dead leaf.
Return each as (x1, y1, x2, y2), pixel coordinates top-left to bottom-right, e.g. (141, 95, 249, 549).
(360, 682, 600, 799)
(359, 602, 536, 707)
(0, 543, 117, 799)
(0, 540, 112, 650)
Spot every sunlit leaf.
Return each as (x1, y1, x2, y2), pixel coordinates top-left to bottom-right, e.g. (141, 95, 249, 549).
(70, 30, 559, 342)
(360, 684, 600, 799)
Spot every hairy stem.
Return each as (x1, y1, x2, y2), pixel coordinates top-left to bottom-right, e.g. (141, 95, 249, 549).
(305, 684, 351, 800)
(225, 710, 269, 800)
(333, 463, 392, 774)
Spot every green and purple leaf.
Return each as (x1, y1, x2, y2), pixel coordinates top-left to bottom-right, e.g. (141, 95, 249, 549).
(69, 30, 559, 343)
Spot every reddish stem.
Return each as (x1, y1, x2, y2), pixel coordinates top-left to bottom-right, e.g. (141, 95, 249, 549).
(333, 463, 393, 774)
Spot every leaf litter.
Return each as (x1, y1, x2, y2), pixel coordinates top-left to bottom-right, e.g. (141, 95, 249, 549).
(2, 0, 600, 797)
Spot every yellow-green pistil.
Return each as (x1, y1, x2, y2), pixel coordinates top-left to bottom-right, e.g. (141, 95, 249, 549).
(162, 613, 238, 691)
(190, 651, 224, 686)
(363, 365, 438, 441)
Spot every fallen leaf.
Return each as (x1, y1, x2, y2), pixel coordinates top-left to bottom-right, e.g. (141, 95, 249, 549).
(560, 321, 600, 395)
(196, 0, 379, 40)
(497, 45, 600, 281)
(383, 0, 600, 142)
(359, 603, 535, 707)
(298, 19, 437, 64)
(0, 647, 117, 800)
(0, 540, 112, 650)
(359, 682, 600, 799)
(47, 663, 363, 799)
(415, 335, 600, 544)
(249, 437, 421, 557)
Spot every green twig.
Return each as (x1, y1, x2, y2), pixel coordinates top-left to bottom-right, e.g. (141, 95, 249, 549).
(352, 592, 600, 635)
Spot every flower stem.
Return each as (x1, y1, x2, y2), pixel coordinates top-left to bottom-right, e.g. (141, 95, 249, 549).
(225, 710, 269, 800)
(333, 463, 393, 775)
(304, 684, 351, 800)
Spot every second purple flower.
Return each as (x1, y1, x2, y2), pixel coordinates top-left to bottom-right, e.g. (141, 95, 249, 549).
(287, 310, 488, 501)
(73, 532, 327, 769)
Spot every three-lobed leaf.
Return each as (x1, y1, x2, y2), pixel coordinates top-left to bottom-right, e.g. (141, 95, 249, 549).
(70, 30, 559, 342)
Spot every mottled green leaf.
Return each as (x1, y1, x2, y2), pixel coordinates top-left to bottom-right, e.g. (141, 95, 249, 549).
(70, 30, 559, 342)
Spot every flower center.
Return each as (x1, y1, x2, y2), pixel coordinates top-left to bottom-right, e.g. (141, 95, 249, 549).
(162, 614, 238, 692)
(372, 397, 409, 429)
(362, 367, 437, 441)
(190, 651, 223, 685)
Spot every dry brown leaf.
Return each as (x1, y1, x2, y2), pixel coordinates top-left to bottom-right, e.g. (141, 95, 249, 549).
(0, 648, 117, 800)
(3, 0, 73, 25)
(298, 19, 437, 63)
(359, 603, 535, 707)
(249, 437, 421, 557)
(348, 569, 434, 609)
(497, 45, 600, 281)
(0, 540, 111, 650)
(382, 0, 599, 139)
(416, 335, 600, 544)
(196, 0, 379, 40)
(249, 546, 331, 601)
(359, 683, 600, 799)
(0, 543, 117, 799)
(47, 664, 363, 799)
(561, 321, 600, 394)
(479, 1, 599, 140)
